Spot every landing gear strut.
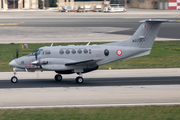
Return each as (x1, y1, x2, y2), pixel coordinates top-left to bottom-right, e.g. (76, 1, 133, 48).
(75, 73, 84, 84)
(11, 70, 18, 83)
(55, 74, 62, 81)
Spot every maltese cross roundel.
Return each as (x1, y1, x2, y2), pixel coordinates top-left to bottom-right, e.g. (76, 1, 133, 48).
(116, 49, 122, 56)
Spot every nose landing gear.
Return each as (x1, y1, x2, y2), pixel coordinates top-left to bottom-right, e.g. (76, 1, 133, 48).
(11, 70, 18, 83)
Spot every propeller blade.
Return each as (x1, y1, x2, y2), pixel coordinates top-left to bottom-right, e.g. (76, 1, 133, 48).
(35, 52, 37, 60)
(16, 49, 19, 58)
(13, 49, 18, 59)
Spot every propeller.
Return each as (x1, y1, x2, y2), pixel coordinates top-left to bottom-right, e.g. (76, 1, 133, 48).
(13, 48, 19, 59)
(35, 51, 37, 61)
(32, 50, 44, 72)
(16, 49, 19, 58)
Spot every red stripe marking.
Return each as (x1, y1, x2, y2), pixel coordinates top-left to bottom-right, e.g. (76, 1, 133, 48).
(144, 25, 146, 29)
(169, 6, 177, 10)
(26, 56, 34, 68)
(169, 0, 177, 2)
(28, 56, 31, 68)
(177, 3, 180, 6)
(25, 56, 34, 68)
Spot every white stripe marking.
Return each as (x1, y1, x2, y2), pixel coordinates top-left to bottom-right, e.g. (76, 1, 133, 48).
(1, 103, 180, 109)
(169, 3, 177, 6)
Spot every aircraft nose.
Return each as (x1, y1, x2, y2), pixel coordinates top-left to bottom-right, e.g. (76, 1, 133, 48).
(9, 60, 18, 67)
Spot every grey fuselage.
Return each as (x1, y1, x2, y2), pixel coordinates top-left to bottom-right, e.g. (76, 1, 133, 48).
(10, 43, 150, 74)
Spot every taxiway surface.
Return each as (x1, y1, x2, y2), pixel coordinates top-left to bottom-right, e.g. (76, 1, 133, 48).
(0, 10, 180, 43)
(0, 69, 180, 108)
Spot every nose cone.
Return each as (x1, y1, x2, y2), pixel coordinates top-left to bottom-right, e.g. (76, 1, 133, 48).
(9, 60, 18, 67)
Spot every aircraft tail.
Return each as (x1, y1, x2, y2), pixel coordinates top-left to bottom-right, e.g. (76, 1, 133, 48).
(121, 19, 170, 48)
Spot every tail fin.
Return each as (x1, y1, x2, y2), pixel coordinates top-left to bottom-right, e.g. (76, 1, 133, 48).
(122, 19, 170, 48)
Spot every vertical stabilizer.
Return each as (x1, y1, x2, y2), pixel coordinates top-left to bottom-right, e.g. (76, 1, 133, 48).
(122, 19, 170, 48)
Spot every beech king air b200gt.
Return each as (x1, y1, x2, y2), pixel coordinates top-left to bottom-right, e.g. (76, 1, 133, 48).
(9, 19, 172, 84)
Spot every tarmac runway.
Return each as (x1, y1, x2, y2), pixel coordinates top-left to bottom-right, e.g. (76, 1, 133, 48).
(0, 69, 180, 108)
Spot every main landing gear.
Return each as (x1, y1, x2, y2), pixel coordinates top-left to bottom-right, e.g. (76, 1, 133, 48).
(11, 70, 18, 83)
(54, 73, 84, 84)
(75, 73, 84, 84)
(54, 74, 62, 81)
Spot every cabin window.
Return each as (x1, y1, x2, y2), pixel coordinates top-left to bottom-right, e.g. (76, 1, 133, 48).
(71, 49, 76, 54)
(66, 49, 70, 54)
(45, 50, 51, 55)
(83, 49, 88, 54)
(78, 49, 82, 54)
(104, 49, 109, 56)
(59, 49, 64, 54)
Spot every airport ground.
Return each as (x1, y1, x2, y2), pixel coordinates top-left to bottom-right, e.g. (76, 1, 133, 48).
(0, 69, 180, 108)
(0, 9, 180, 43)
(0, 9, 180, 112)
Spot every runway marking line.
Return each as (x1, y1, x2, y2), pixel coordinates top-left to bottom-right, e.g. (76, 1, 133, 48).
(123, 17, 136, 19)
(0, 23, 17, 26)
(0, 22, 24, 26)
(1, 103, 180, 109)
(94, 79, 180, 83)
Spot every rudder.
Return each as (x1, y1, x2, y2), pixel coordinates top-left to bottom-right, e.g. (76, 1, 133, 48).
(123, 19, 170, 48)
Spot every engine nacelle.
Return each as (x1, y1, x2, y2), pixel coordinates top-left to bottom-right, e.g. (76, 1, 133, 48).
(14, 67, 35, 72)
(14, 67, 26, 72)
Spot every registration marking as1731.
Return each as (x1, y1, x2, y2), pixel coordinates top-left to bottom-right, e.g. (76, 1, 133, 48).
(132, 38, 145, 42)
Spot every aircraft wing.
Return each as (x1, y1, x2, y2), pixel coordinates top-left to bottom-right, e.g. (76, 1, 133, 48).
(65, 59, 101, 66)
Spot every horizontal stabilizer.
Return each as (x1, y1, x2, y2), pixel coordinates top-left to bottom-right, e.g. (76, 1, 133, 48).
(139, 19, 176, 23)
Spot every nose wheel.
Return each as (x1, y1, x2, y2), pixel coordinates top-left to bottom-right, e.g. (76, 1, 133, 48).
(11, 69, 18, 83)
(11, 76, 18, 83)
(55, 74, 63, 81)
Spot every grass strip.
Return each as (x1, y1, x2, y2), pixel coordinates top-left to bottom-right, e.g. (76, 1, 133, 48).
(0, 41, 180, 72)
(0, 105, 180, 120)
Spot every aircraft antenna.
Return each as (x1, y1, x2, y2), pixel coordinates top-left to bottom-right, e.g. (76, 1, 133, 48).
(86, 42, 90, 46)
(51, 43, 53, 47)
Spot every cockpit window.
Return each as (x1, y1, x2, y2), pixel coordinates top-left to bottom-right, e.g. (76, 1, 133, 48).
(29, 49, 43, 56)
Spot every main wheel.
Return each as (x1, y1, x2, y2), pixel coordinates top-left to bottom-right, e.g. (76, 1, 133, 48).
(75, 77, 84, 84)
(55, 74, 62, 81)
(11, 76, 18, 83)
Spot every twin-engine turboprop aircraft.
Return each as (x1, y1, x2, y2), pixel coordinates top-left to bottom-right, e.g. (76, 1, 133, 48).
(9, 19, 171, 83)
